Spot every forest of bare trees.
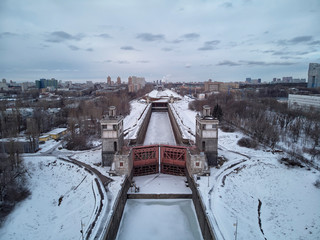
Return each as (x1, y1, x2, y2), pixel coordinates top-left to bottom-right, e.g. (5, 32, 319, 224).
(189, 91, 320, 162)
(0, 150, 29, 225)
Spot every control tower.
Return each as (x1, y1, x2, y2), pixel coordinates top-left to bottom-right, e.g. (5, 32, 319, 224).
(101, 106, 124, 166)
(195, 105, 219, 166)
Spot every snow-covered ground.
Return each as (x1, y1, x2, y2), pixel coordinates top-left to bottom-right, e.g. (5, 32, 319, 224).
(197, 130, 320, 240)
(2, 88, 319, 240)
(0, 156, 97, 240)
(147, 89, 181, 99)
(169, 91, 320, 240)
(143, 112, 176, 145)
(70, 149, 124, 206)
(116, 199, 202, 240)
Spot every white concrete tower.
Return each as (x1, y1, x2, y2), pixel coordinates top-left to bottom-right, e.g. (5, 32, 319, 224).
(101, 106, 124, 166)
(195, 105, 219, 166)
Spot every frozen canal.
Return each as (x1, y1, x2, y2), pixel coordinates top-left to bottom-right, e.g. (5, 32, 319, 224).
(116, 199, 203, 240)
(143, 112, 176, 145)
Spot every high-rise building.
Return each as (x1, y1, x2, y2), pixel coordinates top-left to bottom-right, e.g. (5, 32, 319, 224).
(308, 63, 320, 88)
(107, 76, 112, 85)
(128, 76, 146, 92)
(35, 78, 58, 89)
(117, 76, 121, 85)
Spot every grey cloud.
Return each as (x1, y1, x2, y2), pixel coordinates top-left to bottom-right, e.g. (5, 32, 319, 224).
(263, 49, 311, 56)
(104, 60, 112, 63)
(181, 33, 200, 40)
(136, 33, 165, 42)
(217, 60, 241, 66)
(46, 31, 84, 43)
(185, 63, 192, 68)
(171, 39, 183, 44)
(137, 60, 149, 63)
(201, 64, 213, 67)
(117, 61, 130, 64)
(120, 46, 136, 50)
(162, 48, 173, 51)
(217, 60, 296, 66)
(221, 2, 233, 8)
(198, 40, 220, 51)
(289, 36, 313, 43)
(0, 32, 18, 38)
(309, 40, 320, 45)
(240, 60, 296, 66)
(86, 48, 93, 52)
(68, 45, 80, 51)
(278, 35, 313, 45)
(280, 56, 302, 60)
(97, 33, 111, 38)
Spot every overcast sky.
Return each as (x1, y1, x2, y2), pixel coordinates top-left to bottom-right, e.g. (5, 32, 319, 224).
(1, 0, 320, 83)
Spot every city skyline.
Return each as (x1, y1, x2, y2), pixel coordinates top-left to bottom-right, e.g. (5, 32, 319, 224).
(1, 0, 320, 83)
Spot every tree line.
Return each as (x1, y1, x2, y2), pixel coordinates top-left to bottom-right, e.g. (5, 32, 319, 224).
(189, 91, 320, 162)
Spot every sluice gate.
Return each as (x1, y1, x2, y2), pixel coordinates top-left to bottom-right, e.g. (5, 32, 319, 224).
(132, 145, 187, 176)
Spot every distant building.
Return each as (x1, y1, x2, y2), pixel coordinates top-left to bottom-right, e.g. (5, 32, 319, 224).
(204, 79, 219, 92)
(86, 81, 94, 88)
(35, 78, 58, 89)
(107, 76, 112, 85)
(282, 76, 293, 83)
(0, 137, 39, 154)
(204, 79, 239, 92)
(308, 63, 320, 88)
(246, 78, 252, 83)
(288, 94, 320, 111)
(46, 128, 68, 140)
(128, 76, 146, 92)
(0, 82, 8, 91)
(117, 76, 121, 85)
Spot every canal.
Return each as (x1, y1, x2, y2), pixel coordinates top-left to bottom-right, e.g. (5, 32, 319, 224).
(143, 112, 176, 145)
(116, 110, 203, 240)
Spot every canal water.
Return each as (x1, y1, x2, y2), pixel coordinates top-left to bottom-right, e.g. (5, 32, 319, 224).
(143, 112, 176, 145)
(116, 199, 202, 240)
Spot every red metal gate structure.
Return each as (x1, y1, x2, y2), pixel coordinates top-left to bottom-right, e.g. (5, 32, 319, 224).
(160, 145, 187, 176)
(132, 145, 187, 176)
(132, 145, 159, 176)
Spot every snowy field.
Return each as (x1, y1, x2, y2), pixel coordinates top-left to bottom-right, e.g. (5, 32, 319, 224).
(131, 174, 191, 194)
(143, 112, 176, 145)
(116, 199, 202, 240)
(196, 130, 320, 240)
(169, 91, 320, 240)
(1, 88, 319, 240)
(0, 156, 97, 240)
